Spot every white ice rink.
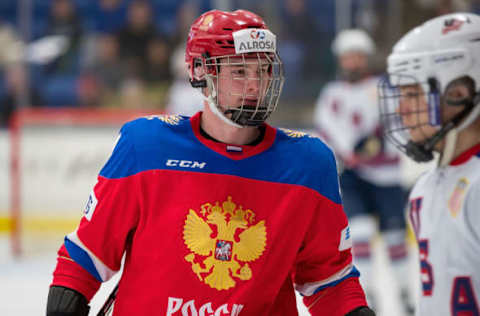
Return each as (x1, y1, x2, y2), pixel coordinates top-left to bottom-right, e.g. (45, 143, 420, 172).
(0, 235, 419, 316)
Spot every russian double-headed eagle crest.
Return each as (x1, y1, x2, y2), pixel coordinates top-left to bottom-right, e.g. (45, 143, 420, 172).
(183, 196, 267, 291)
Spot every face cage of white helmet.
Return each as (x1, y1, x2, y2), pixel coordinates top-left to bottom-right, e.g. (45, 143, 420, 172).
(379, 73, 480, 162)
(200, 52, 285, 128)
(378, 73, 444, 162)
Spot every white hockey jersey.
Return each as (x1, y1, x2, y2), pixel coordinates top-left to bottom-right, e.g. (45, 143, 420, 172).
(313, 77, 401, 186)
(408, 144, 480, 316)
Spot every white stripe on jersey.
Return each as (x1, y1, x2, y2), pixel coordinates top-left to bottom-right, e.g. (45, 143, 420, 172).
(294, 263, 353, 296)
(67, 231, 116, 282)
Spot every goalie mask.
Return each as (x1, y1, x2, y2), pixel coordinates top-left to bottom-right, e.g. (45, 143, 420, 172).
(378, 12, 480, 164)
(185, 9, 284, 127)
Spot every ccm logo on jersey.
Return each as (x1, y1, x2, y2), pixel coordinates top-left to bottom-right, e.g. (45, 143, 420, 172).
(166, 159, 206, 169)
(167, 297, 244, 316)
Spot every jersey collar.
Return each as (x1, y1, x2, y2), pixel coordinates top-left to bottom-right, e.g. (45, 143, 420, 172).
(450, 143, 480, 166)
(190, 112, 276, 160)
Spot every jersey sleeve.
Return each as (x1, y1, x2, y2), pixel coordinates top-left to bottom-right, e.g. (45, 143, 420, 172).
(313, 84, 354, 160)
(53, 125, 141, 290)
(313, 86, 335, 144)
(294, 147, 367, 315)
(51, 245, 101, 301)
(464, 179, 480, 239)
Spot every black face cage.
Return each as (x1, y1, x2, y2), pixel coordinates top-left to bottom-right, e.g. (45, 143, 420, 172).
(202, 52, 284, 126)
(378, 74, 443, 162)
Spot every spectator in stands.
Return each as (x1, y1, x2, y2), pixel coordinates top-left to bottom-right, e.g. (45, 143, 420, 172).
(44, 0, 84, 75)
(142, 36, 173, 110)
(0, 21, 24, 68)
(144, 36, 171, 84)
(279, 0, 325, 96)
(170, 1, 200, 46)
(0, 20, 26, 128)
(78, 33, 126, 107)
(93, 0, 127, 33)
(116, 0, 157, 80)
(0, 64, 44, 127)
(118, 77, 147, 109)
(88, 33, 124, 91)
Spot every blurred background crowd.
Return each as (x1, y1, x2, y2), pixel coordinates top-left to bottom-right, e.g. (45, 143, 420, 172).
(0, 0, 479, 129)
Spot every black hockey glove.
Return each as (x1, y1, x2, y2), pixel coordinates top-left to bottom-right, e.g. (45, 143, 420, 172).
(345, 306, 376, 316)
(47, 286, 90, 316)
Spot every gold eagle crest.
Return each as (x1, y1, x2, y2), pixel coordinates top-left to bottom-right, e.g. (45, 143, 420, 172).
(145, 114, 182, 125)
(279, 128, 307, 138)
(183, 196, 267, 291)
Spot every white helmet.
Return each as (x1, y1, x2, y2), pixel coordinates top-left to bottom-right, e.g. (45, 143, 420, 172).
(379, 12, 480, 163)
(331, 29, 375, 56)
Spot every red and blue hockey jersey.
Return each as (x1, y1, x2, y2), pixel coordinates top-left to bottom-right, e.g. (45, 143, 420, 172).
(51, 112, 367, 315)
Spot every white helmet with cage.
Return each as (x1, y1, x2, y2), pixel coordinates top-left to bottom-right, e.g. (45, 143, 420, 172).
(379, 12, 480, 163)
(331, 29, 376, 56)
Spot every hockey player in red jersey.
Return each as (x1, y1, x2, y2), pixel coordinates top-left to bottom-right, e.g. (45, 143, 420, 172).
(46, 9, 374, 316)
(379, 12, 480, 316)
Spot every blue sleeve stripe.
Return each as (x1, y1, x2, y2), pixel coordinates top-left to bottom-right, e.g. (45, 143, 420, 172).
(64, 237, 103, 282)
(312, 266, 361, 295)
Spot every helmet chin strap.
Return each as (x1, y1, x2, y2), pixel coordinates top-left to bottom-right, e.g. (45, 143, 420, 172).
(439, 129, 458, 166)
(420, 92, 480, 166)
(455, 93, 480, 131)
(406, 102, 472, 163)
(204, 76, 244, 129)
(439, 93, 480, 166)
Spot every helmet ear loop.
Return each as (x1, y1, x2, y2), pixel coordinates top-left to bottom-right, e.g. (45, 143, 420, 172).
(442, 79, 479, 132)
(190, 58, 208, 88)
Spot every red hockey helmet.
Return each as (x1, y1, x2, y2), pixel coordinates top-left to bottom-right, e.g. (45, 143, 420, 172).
(185, 10, 284, 127)
(186, 10, 266, 77)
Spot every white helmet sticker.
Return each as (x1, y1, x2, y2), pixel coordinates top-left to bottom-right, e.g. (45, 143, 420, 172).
(233, 28, 276, 54)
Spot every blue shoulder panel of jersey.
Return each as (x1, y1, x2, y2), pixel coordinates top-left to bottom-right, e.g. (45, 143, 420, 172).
(99, 115, 191, 179)
(99, 116, 341, 204)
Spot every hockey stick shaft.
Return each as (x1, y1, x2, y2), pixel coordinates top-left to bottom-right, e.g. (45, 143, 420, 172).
(96, 284, 119, 316)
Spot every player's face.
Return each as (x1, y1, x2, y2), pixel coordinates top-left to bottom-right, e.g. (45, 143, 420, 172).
(338, 52, 368, 81)
(397, 84, 438, 143)
(216, 56, 271, 111)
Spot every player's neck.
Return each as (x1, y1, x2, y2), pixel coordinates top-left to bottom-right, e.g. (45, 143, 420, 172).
(451, 125, 480, 161)
(200, 105, 260, 146)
